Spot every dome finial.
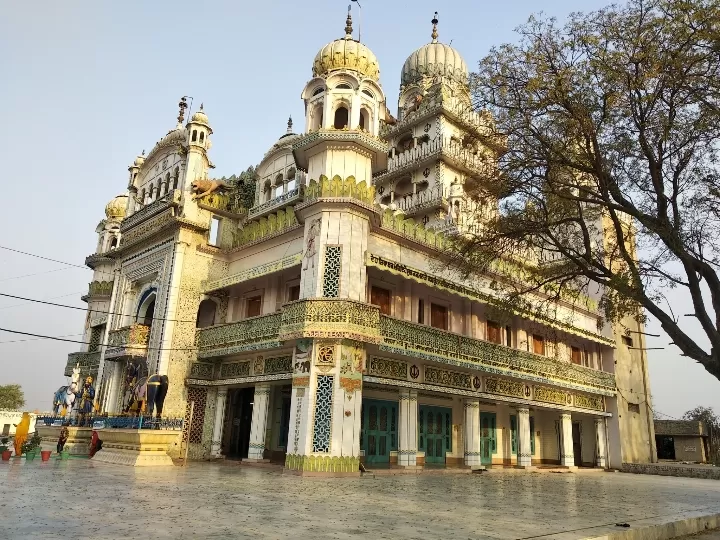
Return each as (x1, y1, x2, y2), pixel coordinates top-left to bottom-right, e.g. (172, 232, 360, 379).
(345, 5, 353, 39)
(287, 116, 293, 134)
(199, 102, 204, 111)
(431, 12, 439, 43)
(177, 96, 188, 125)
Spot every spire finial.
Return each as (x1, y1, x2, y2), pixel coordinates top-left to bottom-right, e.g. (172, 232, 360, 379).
(177, 96, 188, 125)
(345, 5, 353, 39)
(199, 102, 204, 111)
(287, 116, 293, 134)
(431, 12, 439, 43)
(141, 149, 145, 156)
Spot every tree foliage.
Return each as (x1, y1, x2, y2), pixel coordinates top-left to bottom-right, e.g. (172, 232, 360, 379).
(459, 0, 720, 379)
(233, 166, 257, 210)
(0, 384, 25, 409)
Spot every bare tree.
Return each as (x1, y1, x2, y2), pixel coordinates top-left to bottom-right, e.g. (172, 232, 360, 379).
(453, 0, 720, 379)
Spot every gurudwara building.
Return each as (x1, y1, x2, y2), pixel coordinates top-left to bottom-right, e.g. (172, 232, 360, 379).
(64, 12, 656, 473)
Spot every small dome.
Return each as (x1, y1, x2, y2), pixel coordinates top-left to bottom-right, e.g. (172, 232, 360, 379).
(401, 14, 468, 87)
(132, 153, 145, 167)
(190, 104, 210, 127)
(105, 194, 128, 221)
(312, 11, 380, 82)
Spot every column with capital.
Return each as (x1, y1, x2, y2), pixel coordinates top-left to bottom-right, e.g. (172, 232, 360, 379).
(247, 383, 271, 461)
(560, 413, 575, 467)
(210, 387, 228, 458)
(517, 407, 532, 468)
(398, 388, 418, 467)
(463, 400, 481, 468)
(595, 418, 607, 468)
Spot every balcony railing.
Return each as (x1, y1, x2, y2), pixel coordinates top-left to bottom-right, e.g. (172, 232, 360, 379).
(105, 324, 150, 359)
(393, 185, 448, 216)
(279, 298, 381, 343)
(379, 315, 616, 392)
(87, 280, 113, 298)
(195, 313, 282, 359)
(121, 190, 181, 232)
(65, 351, 101, 378)
(248, 185, 304, 220)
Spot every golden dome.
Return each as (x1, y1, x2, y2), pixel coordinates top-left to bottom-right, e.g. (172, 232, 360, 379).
(312, 11, 380, 82)
(190, 104, 210, 127)
(105, 194, 128, 220)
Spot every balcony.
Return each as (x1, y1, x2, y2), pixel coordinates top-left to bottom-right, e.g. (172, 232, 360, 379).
(279, 299, 381, 344)
(105, 324, 150, 360)
(195, 313, 282, 359)
(65, 351, 101, 378)
(248, 185, 304, 220)
(379, 315, 616, 393)
(392, 185, 448, 217)
(121, 189, 182, 232)
(84, 280, 113, 300)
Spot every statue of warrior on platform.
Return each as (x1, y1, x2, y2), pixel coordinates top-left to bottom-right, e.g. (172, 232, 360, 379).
(76, 376, 96, 426)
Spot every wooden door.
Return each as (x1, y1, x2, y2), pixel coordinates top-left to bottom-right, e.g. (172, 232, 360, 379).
(480, 412, 496, 465)
(361, 400, 397, 464)
(572, 422, 582, 466)
(370, 286, 391, 315)
(419, 406, 452, 464)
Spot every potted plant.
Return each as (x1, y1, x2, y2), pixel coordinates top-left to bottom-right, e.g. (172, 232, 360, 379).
(0, 437, 10, 461)
(22, 433, 42, 461)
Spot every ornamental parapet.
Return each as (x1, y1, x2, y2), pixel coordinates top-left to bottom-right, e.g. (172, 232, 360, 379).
(279, 298, 381, 343)
(65, 351, 101, 378)
(86, 280, 113, 298)
(195, 313, 282, 359)
(230, 206, 300, 249)
(121, 190, 182, 232)
(295, 176, 377, 212)
(291, 129, 389, 172)
(189, 354, 293, 383)
(248, 186, 304, 220)
(105, 324, 150, 360)
(379, 315, 616, 393)
(196, 191, 247, 219)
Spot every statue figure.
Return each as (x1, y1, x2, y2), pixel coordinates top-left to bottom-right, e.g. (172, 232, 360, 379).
(76, 377, 96, 426)
(302, 219, 321, 270)
(89, 430, 103, 458)
(57, 426, 69, 453)
(190, 178, 231, 200)
(53, 365, 81, 415)
(145, 374, 169, 418)
(13, 413, 31, 456)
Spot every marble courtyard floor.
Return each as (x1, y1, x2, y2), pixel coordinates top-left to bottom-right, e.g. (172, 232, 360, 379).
(1, 460, 719, 540)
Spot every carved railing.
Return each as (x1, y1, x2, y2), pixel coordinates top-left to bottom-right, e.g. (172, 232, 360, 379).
(232, 206, 300, 248)
(300, 176, 377, 208)
(121, 190, 181, 232)
(195, 313, 282, 359)
(394, 184, 447, 216)
(65, 351, 101, 378)
(279, 298, 381, 343)
(87, 280, 113, 297)
(105, 324, 150, 359)
(379, 315, 616, 392)
(248, 186, 304, 220)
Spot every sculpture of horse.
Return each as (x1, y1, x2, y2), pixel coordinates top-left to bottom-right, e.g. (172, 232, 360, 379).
(123, 374, 169, 418)
(52, 366, 80, 415)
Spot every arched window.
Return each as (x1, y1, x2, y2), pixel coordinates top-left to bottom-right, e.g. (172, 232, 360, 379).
(334, 106, 349, 129)
(336, 83, 351, 90)
(140, 189, 146, 205)
(362, 89, 374, 99)
(286, 168, 297, 192)
(191, 130, 197, 142)
(109, 237, 118, 250)
(173, 168, 179, 190)
(263, 179, 272, 202)
(310, 103, 323, 131)
(359, 109, 369, 131)
(313, 87, 325, 96)
(163, 173, 170, 196)
(274, 173, 284, 197)
(196, 299, 217, 328)
(199, 131, 205, 144)
(136, 291, 157, 327)
(148, 183, 155, 201)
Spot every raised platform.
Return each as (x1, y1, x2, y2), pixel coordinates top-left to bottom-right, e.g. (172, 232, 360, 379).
(92, 429, 180, 467)
(36, 425, 92, 456)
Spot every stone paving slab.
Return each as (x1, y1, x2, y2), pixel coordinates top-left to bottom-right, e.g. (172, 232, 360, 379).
(1, 460, 720, 539)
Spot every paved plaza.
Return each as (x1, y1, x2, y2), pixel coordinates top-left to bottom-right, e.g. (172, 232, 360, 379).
(1, 461, 720, 540)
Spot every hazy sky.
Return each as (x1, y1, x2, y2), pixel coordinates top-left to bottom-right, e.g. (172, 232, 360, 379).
(1, 0, 718, 417)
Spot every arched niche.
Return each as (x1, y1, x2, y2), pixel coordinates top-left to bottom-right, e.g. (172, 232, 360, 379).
(196, 299, 218, 328)
(136, 289, 157, 327)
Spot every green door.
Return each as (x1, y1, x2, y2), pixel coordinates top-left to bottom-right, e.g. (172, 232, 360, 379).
(419, 406, 452, 464)
(480, 412, 496, 465)
(361, 400, 397, 464)
(510, 415, 535, 456)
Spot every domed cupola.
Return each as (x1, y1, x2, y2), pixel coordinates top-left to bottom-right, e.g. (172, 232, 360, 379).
(105, 194, 128, 221)
(312, 9, 380, 82)
(400, 13, 468, 88)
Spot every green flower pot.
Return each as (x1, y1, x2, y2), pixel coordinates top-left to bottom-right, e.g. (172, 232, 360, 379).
(25, 451, 36, 461)
(60, 450, 70, 460)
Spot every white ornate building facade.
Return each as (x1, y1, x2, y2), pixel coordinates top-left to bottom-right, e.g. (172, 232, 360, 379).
(65, 13, 656, 473)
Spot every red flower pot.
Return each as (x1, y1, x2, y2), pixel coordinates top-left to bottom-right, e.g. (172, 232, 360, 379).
(1, 450, 11, 461)
(41, 450, 51, 462)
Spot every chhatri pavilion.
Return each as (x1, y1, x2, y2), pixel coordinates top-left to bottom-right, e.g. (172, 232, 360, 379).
(63, 12, 656, 474)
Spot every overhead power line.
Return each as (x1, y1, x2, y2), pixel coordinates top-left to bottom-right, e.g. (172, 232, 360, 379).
(0, 244, 114, 279)
(0, 327, 198, 352)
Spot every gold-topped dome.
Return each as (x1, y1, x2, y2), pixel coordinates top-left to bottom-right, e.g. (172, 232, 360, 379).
(105, 194, 128, 221)
(312, 10, 380, 82)
(190, 104, 210, 127)
(401, 13, 468, 87)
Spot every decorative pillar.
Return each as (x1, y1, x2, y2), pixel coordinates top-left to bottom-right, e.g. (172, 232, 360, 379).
(517, 407, 532, 468)
(560, 413, 575, 467)
(463, 400, 481, 468)
(247, 384, 271, 461)
(398, 388, 418, 467)
(210, 387, 228, 458)
(595, 417, 607, 468)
